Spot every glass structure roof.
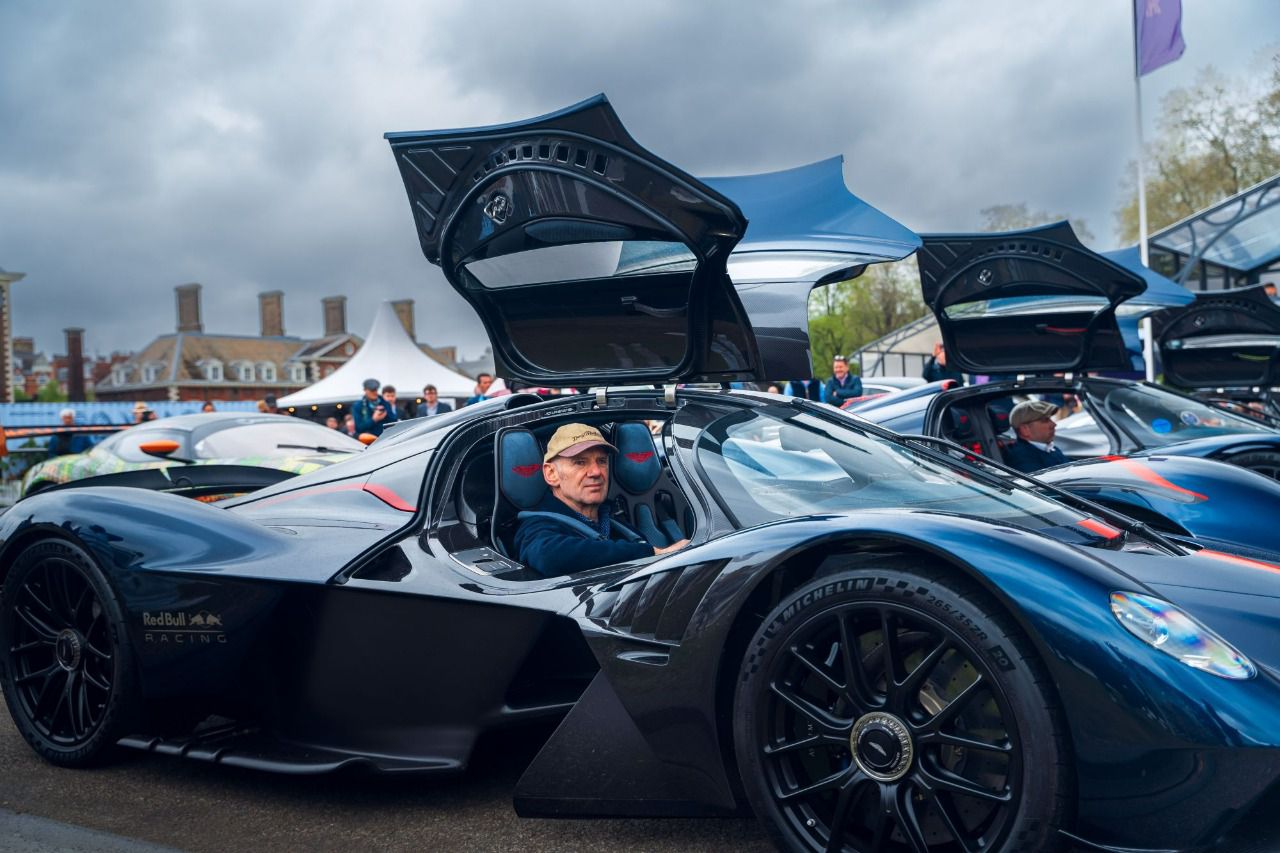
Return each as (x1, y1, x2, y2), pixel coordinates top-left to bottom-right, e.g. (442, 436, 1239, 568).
(1150, 173, 1280, 279)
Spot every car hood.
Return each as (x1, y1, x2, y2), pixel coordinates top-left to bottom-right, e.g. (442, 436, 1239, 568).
(916, 222, 1146, 375)
(1156, 284, 1280, 388)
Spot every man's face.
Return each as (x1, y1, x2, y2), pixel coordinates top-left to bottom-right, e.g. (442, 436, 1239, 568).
(383, 390, 397, 404)
(364, 387, 378, 400)
(477, 375, 493, 393)
(425, 388, 438, 404)
(545, 448, 610, 511)
(936, 346, 947, 366)
(61, 413, 74, 426)
(1018, 415, 1056, 445)
(832, 359, 848, 379)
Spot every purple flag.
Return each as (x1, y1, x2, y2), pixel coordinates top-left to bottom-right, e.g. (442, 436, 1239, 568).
(1136, 0, 1186, 76)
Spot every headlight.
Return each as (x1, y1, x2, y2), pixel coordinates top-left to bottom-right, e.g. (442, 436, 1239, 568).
(1110, 592, 1256, 680)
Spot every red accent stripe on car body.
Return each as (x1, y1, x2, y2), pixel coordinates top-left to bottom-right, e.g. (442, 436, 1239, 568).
(1199, 549, 1280, 576)
(1077, 518, 1122, 539)
(362, 483, 415, 512)
(252, 481, 415, 512)
(1108, 458, 1208, 501)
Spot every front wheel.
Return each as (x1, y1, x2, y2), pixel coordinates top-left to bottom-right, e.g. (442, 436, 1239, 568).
(734, 566, 1070, 852)
(0, 538, 139, 766)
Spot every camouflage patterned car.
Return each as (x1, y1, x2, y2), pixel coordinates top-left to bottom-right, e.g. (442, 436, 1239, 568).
(21, 413, 362, 499)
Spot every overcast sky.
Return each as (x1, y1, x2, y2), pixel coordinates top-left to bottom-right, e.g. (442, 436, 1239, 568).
(2, 0, 1275, 359)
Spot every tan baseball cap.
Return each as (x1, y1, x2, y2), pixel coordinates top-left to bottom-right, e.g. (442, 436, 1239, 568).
(1010, 399, 1059, 429)
(543, 423, 618, 462)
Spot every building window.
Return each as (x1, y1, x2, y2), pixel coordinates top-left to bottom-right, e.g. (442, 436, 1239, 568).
(112, 365, 131, 385)
(142, 363, 162, 384)
(202, 360, 223, 382)
(258, 362, 277, 382)
(286, 362, 306, 383)
(234, 361, 254, 383)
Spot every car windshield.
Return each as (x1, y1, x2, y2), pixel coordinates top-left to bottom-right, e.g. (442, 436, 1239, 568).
(1091, 383, 1275, 447)
(192, 421, 362, 458)
(697, 407, 1079, 531)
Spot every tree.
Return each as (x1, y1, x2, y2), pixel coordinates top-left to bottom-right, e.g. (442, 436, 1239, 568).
(807, 260, 928, 380)
(1116, 56, 1280, 242)
(34, 380, 66, 403)
(978, 204, 1094, 245)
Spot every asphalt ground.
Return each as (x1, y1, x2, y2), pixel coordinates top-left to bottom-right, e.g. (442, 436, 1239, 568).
(2, 702, 1278, 853)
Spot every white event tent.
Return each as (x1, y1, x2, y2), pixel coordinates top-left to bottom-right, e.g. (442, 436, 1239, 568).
(278, 301, 476, 408)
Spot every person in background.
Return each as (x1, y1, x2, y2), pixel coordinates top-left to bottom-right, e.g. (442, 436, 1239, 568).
(420, 384, 452, 417)
(352, 378, 398, 437)
(922, 342, 965, 385)
(824, 355, 863, 407)
(381, 385, 412, 420)
(47, 408, 91, 458)
(325, 416, 340, 430)
(1003, 400, 1068, 473)
(263, 395, 280, 414)
(132, 401, 153, 424)
(342, 413, 357, 436)
(786, 379, 823, 401)
(465, 373, 494, 406)
(766, 384, 781, 394)
(201, 401, 216, 413)
(256, 400, 270, 413)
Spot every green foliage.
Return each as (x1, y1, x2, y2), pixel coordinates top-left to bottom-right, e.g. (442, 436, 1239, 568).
(34, 380, 66, 403)
(978, 203, 1094, 245)
(807, 259, 928, 380)
(12, 387, 31, 402)
(1116, 55, 1280, 242)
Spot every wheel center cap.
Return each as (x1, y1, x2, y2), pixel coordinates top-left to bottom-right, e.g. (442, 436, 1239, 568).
(851, 712, 914, 782)
(55, 629, 83, 671)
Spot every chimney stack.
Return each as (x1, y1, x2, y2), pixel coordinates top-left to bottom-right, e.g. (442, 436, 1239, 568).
(322, 296, 347, 337)
(175, 283, 203, 333)
(259, 290, 284, 337)
(64, 328, 86, 402)
(391, 299, 415, 341)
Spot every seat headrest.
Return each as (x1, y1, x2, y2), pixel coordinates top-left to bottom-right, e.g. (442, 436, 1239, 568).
(613, 422, 662, 494)
(497, 428, 546, 510)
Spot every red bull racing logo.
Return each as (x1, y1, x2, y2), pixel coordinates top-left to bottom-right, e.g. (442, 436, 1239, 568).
(142, 610, 227, 645)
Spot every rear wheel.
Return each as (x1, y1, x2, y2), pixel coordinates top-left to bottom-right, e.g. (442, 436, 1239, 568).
(1220, 450, 1280, 481)
(734, 566, 1070, 852)
(0, 538, 139, 766)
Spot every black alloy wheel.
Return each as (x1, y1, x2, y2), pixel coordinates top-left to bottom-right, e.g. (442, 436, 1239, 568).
(1221, 450, 1280, 481)
(0, 538, 138, 766)
(734, 566, 1069, 852)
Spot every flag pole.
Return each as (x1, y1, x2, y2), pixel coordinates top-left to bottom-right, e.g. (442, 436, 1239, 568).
(1132, 1, 1156, 382)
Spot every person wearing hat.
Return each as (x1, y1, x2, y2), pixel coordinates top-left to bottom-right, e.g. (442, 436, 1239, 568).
(132, 401, 156, 424)
(1003, 399, 1069, 474)
(513, 423, 689, 576)
(352, 378, 398, 437)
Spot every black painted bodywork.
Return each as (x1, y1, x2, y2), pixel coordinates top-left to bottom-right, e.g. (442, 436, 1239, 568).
(4, 388, 1280, 853)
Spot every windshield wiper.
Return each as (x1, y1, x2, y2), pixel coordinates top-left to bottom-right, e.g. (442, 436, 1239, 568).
(275, 443, 358, 454)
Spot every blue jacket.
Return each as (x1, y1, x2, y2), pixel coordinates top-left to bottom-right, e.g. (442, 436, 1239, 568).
(1003, 439, 1068, 474)
(514, 492, 654, 577)
(352, 395, 398, 436)
(824, 373, 863, 406)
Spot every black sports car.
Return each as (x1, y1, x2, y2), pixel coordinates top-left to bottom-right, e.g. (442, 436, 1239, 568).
(850, 223, 1280, 479)
(4, 98, 1280, 853)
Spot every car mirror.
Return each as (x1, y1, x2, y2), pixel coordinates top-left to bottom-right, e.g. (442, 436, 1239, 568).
(139, 439, 181, 459)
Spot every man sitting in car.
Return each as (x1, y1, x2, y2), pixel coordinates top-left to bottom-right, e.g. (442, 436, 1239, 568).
(1004, 400, 1069, 474)
(514, 423, 688, 576)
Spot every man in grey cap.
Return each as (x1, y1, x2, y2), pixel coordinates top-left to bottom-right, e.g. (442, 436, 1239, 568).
(1003, 399, 1068, 473)
(352, 378, 398, 438)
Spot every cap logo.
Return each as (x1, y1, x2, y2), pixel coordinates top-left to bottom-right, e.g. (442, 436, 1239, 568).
(511, 464, 540, 477)
(625, 452, 654, 463)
